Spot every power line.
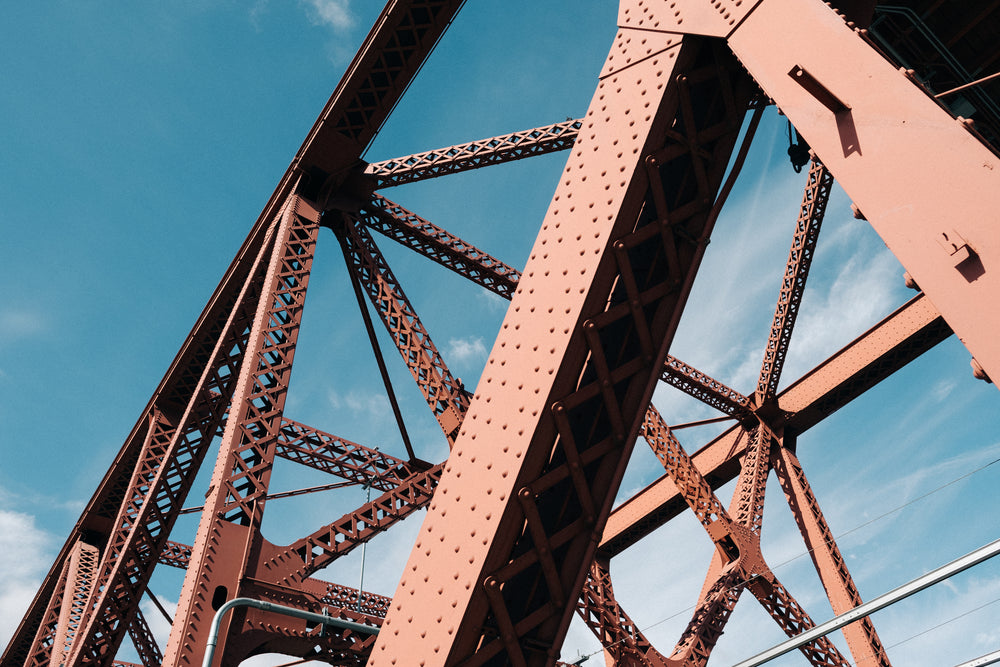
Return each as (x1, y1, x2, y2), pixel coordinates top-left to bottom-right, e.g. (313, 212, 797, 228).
(884, 596, 1000, 652)
(769, 454, 1000, 573)
(730, 538, 1000, 667)
(572, 451, 1000, 663)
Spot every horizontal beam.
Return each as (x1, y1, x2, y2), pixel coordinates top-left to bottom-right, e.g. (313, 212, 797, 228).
(265, 463, 444, 581)
(365, 119, 581, 188)
(732, 537, 1000, 667)
(361, 195, 520, 299)
(661, 354, 754, 421)
(601, 294, 949, 555)
(157, 541, 192, 569)
(275, 417, 417, 491)
(779, 293, 950, 431)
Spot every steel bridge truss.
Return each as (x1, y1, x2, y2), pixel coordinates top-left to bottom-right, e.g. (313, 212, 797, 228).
(4, 0, 999, 666)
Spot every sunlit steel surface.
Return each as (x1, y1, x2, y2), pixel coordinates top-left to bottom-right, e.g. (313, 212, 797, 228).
(3, 0, 999, 666)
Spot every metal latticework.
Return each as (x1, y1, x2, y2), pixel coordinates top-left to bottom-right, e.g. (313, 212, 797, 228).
(4, 1, 1000, 667)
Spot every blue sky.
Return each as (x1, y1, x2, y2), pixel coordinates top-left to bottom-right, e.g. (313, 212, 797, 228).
(2, 2, 999, 665)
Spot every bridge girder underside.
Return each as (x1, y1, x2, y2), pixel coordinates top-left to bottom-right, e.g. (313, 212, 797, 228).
(4, 1, 1000, 667)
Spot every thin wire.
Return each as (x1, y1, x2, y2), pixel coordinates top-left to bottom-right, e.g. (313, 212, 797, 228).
(340, 217, 416, 461)
(885, 596, 1000, 651)
(270, 658, 314, 667)
(669, 415, 736, 430)
(177, 479, 361, 514)
(144, 587, 173, 624)
(934, 70, 1000, 99)
(858, 595, 1000, 666)
(574, 453, 1000, 662)
(358, 482, 373, 612)
(768, 455, 1000, 573)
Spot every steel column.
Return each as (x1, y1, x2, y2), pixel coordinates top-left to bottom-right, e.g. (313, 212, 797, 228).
(370, 31, 756, 666)
(728, 0, 1000, 381)
(162, 195, 321, 667)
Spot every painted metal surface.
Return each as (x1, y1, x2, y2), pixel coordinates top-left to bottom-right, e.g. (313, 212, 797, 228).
(4, 0, 999, 666)
(370, 30, 756, 667)
(601, 292, 951, 557)
(728, 0, 1000, 382)
(366, 120, 582, 188)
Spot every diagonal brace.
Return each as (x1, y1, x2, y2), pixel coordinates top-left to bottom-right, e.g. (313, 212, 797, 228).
(662, 354, 754, 421)
(365, 119, 582, 188)
(361, 194, 520, 299)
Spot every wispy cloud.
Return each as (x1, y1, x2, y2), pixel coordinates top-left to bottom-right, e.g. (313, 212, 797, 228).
(0, 509, 53, 648)
(447, 336, 488, 365)
(300, 0, 354, 32)
(840, 440, 1000, 523)
(475, 289, 511, 315)
(141, 594, 178, 648)
(248, 0, 270, 30)
(780, 234, 902, 387)
(327, 387, 389, 416)
(0, 309, 47, 339)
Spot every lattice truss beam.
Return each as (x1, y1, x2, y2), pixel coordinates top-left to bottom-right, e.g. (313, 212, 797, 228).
(4, 0, 999, 666)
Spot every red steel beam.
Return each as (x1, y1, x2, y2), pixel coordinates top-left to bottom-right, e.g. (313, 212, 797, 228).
(662, 426, 774, 666)
(157, 196, 322, 667)
(261, 462, 444, 584)
(157, 541, 393, 620)
(371, 31, 757, 666)
(22, 549, 70, 667)
(336, 217, 471, 443)
(773, 442, 891, 666)
(11, 1, 999, 665)
(728, 0, 1000, 383)
(628, 413, 849, 665)
(63, 234, 275, 667)
(158, 540, 193, 570)
(641, 406, 732, 535)
(575, 557, 670, 667)
(316, 581, 393, 619)
(755, 159, 834, 403)
(661, 354, 754, 422)
(602, 293, 950, 556)
(126, 609, 163, 667)
(365, 119, 582, 188)
(293, 0, 465, 178)
(1, 5, 465, 664)
(749, 578, 850, 666)
(40, 542, 99, 667)
(5, 196, 269, 667)
(275, 417, 419, 491)
(361, 194, 520, 299)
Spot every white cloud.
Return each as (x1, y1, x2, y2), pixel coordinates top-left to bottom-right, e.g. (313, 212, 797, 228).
(141, 594, 179, 648)
(327, 388, 389, 416)
(248, 0, 270, 29)
(780, 242, 901, 385)
(931, 377, 958, 402)
(0, 509, 53, 649)
(475, 289, 510, 314)
(0, 310, 47, 339)
(447, 336, 488, 365)
(301, 0, 354, 31)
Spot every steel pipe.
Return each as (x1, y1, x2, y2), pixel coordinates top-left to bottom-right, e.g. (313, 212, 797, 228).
(730, 537, 1000, 667)
(202, 597, 379, 667)
(954, 649, 1000, 667)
